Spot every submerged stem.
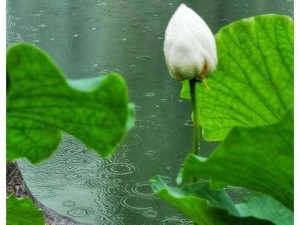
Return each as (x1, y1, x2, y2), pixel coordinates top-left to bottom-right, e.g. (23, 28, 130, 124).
(189, 79, 200, 156)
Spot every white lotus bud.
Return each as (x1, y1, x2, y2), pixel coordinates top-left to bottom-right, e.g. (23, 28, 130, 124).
(164, 4, 217, 81)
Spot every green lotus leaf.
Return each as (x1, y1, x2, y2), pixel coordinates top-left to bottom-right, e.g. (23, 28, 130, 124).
(181, 14, 293, 141)
(236, 193, 293, 225)
(151, 176, 274, 225)
(7, 43, 134, 163)
(178, 109, 293, 210)
(7, 196, 44, 225)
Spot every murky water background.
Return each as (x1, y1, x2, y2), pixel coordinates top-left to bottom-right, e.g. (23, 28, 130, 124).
(7, 0, 293, 224)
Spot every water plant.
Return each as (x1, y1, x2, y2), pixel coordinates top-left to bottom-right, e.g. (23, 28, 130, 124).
(151, 4, 293, 225)
(6, 43, 134, 225)
(6, 4, 293, 225)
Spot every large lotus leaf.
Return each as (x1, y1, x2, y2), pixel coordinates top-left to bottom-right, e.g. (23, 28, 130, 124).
(151, 176, 273, 225)
(178, 109, 293, 210)
(181, 14, 293, 141)
(236, 193, 293, 225)
(7, 43, 134, 163)
(7, 196, 44, 225)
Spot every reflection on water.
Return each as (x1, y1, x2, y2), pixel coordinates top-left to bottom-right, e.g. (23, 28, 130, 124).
(8, 0, 293, 224)
(18, 135, 191, 225)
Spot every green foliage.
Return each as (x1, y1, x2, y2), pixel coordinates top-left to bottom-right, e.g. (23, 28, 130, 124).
(151, 176, 274, 225)
(6, 196, 44, 225)
(6, 43, 135, 224)
(153, 14, 294, 224)
(181, 14, 293, 141)
(7, 43, 134, 163)
(178, 109, 293, 209)
(151, 176, 292, 225)
(236, 193, 293, 225)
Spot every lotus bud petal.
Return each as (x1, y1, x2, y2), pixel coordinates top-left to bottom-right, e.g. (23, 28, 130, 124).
(164, 4, 217, 81)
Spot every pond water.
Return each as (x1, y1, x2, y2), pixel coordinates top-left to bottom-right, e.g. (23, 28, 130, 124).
(7, 0, 293, 224)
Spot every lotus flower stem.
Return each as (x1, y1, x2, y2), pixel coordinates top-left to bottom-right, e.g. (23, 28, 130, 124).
(189, 78, 200, 156)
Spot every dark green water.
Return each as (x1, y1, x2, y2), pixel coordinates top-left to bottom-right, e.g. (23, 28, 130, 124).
(7, 0, 293, 224)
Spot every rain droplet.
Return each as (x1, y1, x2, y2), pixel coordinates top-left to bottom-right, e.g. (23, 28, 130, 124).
(149, 114, 157, 119)
(145, 150, 156, 156)
(30, 13, 42, 17)
(184, 120, 193, 127)
(162, 218, 185, 225)
(96, 213, 119, 225)
(64, 173, 82, 180)
(64, 157, 87, 164)
(121, 27, 129, 32)
(61, 147, 84, 155)
(105, 163, 137, 175)
(125, 183, 155, 198)
(136, 55, 152, 61)
(67, 208, 91, 217)
(86, 179, 108, 187)
(63, 200, 76, 207)
(145, 92, 155, 97)
(143, 210, 157, 218)
(120, 196, 154, 210)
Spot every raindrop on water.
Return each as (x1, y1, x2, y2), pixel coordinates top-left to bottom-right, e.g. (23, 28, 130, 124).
(67, 208, 91, 217)
(86, 179, 108, 187)
(64, 173, 82, 180)
(184, 120, 193, 127)
(63, 200, 76, 207)
(143, 210, 157, 218)
(120, 196, 154, 210)
(105, 163, 137, 175)
(64, 157, 87, 164)
(121, 27, 129, 32)
(125, 183, 155, 198)
(162, 218, 185, 225)
(145, 92, 155, 97)
(145, 150, 156, 156)
(136, 55, 152, 61)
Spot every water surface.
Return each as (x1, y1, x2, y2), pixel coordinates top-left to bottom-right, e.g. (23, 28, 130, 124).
(7, 0, 293, 224)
